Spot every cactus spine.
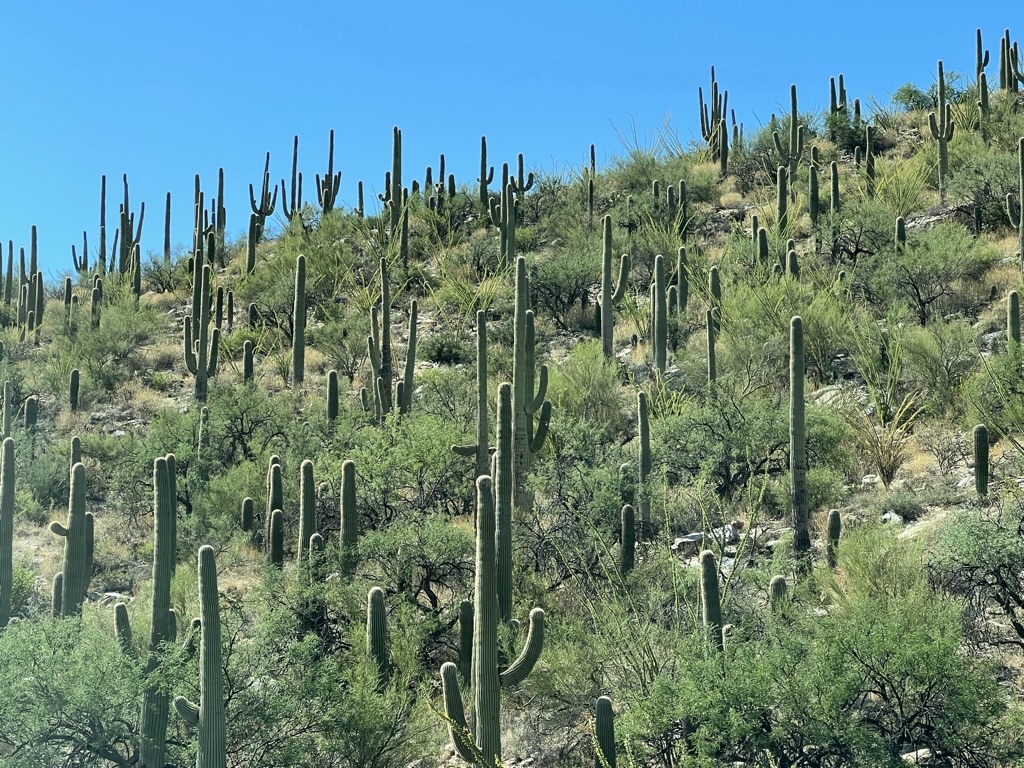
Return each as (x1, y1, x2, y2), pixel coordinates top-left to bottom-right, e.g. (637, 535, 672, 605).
(700, 550, 724, 651)
(174, 545, 226, 768)
(49, 462, 89, 616)
(139, 456, 177, 768)
(0, 438, 13, 626)
(974, 424, 989, 496)
(599, 215, 631, 358)
(790, 316, 810, 559)
(929, 61, 955, 202)
(292, 254, 306, 386)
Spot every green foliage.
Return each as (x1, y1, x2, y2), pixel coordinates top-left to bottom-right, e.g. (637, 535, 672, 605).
(547, 340, 627, 441)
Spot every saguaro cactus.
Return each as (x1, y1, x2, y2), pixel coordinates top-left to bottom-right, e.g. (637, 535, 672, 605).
(790, 316, 810, 559)
(929, 61, 955, 201)
(595, 696, 616, 768)
(174, 545, 226, 768)
(769, 575, 788, 611)
(700, 550, 724, 651)
(366, 586, 390, 683)
(451, 311, 490, 478)
(49, 462, 89, 616)
(315, 129, 341, 215)
(511, 258, 552, 516)
(248, 151, 277, 247)
(637, 392, 652, 538)
(0, 438, 13, 626)
(139, 456, 178, 768)
(297, 459, 316, 562)
(340, 460, 358, 577)
(619, 504, 635, 576)
(826, 509, 842, 569)
(440, 476, 545, 767)
(292, 254, 306, 386)
(1010, 291, 1021, 345)
(599, 215, 630, 359)
(1007, 137, 1024, 271)
(478, 136, 495, 206)
(974, 424, 989, 496)
(773, 85, 804, 199)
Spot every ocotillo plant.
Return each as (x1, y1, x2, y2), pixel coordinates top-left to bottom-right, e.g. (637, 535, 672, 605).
(772, 85, 804, 199)
(478, 136, 495, 207)
(139, 456, 178, 768)
(1007, 137, 1024, 271)
(826, 508, 842, 569)
(248, 151, 277, 246)
(339, 459, 358, 577)
(292, 254, 306, 387)
(315, 129, 341, 215)
(297, 459, 316, 563)
(790, 316, 810, 561)
(511, 258, 552, 516)
(929, 61, 955, 201)
(366, 587, 390, 684)
(440, 476, 545, 767)
(595, 696, 616, 768)
(452, 311, 490, 478)
(700, 550, 724, 651)
(599, 215, 631, 359)
(49, 462, 89, 616)
(0, 438, 13, 627)
(974, 424, 989, 496)
(174, 545, 226, 768)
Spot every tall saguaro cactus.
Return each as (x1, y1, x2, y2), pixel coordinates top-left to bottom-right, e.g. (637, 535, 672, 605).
(0, 438, 13, 627)
(49, 462, 90, 616)
(440, 476, 545, 767)
(340, 460, 358, 577)
(451, 311, 490, 478)
(174, 546, 226, 768)
(139, 456, 177, 768)
(790, 316, 810, 560)
(511, 258, 552, 516)
(929, 61, 955, 202)
(297, 459, 316, 562)
(772, 84, 804, 199)
(1008, 137, 1024, 271)
(248, 151, 277, 247)
(974, 424, 989, 496)
(700, 550, 724, 651)
(478, 136, 495, 207)
(292, 254, 306, 387)
(599, 215, 630, 359)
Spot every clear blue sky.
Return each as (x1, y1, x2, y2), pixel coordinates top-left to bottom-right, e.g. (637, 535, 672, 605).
(0, 2, 1014, 275)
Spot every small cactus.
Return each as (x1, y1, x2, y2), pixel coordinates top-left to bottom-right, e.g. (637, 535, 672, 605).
(700, 550, 724, 651)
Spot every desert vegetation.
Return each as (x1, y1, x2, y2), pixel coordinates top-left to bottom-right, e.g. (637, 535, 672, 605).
(4, 27, 1024, 768)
